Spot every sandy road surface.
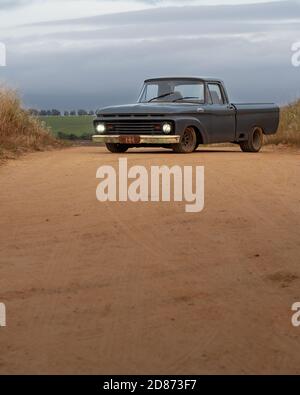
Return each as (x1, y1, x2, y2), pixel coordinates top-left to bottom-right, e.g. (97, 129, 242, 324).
(0, 146, 299, 374)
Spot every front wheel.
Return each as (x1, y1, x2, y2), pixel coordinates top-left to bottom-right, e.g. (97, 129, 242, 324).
(239, 127, 263, 153)
(172, 127, 197, 153)
(106, 143, 129, 153)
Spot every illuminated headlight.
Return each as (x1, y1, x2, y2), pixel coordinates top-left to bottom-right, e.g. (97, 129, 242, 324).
(162, 123, 172, 134)
(96, 123, 106, 134)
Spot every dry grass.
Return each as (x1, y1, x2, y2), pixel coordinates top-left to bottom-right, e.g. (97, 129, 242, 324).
(0, 87, 62, 161)
(265, 100, 300, 146)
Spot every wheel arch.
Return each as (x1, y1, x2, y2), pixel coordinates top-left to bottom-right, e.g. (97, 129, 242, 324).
(253, 125, 264, 134)
(188, 125, 204, 146)
(176, 118, 208, 145)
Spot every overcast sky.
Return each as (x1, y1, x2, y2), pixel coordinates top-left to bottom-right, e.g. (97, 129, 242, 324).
(0, 0, 299, 109)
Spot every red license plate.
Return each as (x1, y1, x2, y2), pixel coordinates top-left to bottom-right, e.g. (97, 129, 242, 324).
(119, 135, 141, 144)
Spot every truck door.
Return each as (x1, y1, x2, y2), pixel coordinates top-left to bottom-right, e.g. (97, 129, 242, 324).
(207, 83, 236, 143)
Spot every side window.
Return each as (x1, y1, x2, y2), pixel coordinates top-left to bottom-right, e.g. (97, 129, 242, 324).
(208, 84, 225, 105)
(175, 84, 204, 102)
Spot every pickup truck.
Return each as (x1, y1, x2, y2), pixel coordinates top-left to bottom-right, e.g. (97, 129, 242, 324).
(92, 77, 280, 153)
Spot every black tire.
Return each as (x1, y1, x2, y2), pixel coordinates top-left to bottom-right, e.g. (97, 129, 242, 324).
(106, 143, 129, 153)
(172, 127, 197, 153)
(240, 127, 263, 153)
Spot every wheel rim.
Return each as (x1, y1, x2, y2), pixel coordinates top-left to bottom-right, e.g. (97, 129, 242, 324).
(252, 129, 262, 150)
(182, 127, 196, 151)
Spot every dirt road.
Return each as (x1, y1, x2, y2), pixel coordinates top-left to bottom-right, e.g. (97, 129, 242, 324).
(0, 146, 299, 374)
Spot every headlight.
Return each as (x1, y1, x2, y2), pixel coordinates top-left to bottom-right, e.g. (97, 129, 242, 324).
(162, 123, 172, 134)
(96, 123, 106, 133)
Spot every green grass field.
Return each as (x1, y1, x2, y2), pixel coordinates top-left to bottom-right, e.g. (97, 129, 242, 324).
(40, 116, 94, 138)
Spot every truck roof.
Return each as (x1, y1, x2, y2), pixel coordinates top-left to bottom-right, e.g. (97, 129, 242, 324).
(144, 77, 223, 84)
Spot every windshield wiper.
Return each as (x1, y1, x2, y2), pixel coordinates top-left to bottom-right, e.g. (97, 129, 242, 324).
(148, 92, 174, 102)
(173, 97, 199, 102)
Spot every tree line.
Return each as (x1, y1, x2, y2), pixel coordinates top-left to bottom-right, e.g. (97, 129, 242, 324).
(28, 109, 96, 116)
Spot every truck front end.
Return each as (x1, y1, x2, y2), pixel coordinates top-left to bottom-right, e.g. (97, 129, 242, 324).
(92, 115, 180, 147)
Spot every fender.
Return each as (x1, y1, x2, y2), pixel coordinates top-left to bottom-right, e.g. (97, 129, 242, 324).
(173, 116, 209, 144)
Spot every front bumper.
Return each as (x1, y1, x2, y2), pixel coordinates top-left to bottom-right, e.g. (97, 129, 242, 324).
(92, 134, 180, 145)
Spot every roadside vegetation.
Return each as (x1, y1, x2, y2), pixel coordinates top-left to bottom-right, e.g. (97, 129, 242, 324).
(265, 99, 300, 146)
(40, 115, 94, 140)
(0, 88, 61, 160)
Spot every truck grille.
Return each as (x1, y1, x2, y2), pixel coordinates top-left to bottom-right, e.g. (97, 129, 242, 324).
(105, 120, 164, 134)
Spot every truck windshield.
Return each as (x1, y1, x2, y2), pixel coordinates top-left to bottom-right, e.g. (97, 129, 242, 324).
(139, 80, 205, 103)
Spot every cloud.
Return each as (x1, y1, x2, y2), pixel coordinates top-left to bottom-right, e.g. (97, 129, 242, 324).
(1, 0, 299, 108)
(0, 0, 32, 9)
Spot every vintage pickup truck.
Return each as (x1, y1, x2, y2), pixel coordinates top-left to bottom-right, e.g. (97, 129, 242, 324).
(92, 77, 280, 153)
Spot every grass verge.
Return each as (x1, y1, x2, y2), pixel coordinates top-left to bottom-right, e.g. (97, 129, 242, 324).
(0, 88, 63, 161)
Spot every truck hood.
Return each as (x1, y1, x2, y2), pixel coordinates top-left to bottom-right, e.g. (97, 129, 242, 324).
(98, 103, 199, 116)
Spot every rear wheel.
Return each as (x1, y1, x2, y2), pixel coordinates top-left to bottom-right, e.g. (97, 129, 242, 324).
(106, 143, 129, 153)
(172, 127, 197, 153)
(240, 127, 263, 153)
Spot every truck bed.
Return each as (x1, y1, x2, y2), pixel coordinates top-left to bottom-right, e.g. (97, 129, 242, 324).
(232, 103, 280, 137)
